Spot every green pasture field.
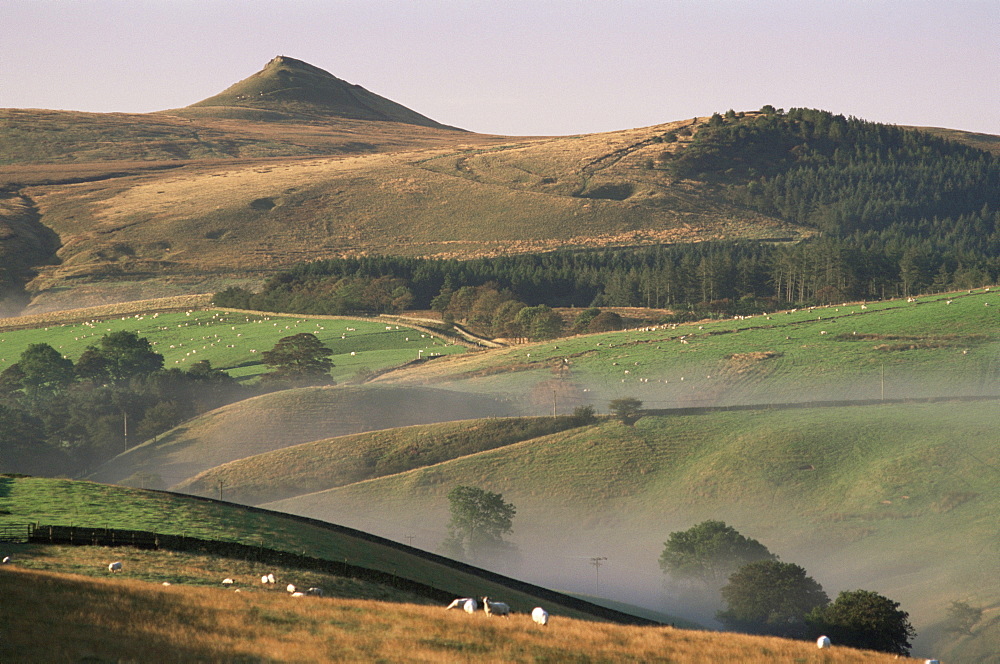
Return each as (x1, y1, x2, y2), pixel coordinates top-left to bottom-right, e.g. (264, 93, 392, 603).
(265, 400, 1000, 659)
(401, 288, 1000, 406)
(0, 476, 666, 624)
(0, 309, 463, 384)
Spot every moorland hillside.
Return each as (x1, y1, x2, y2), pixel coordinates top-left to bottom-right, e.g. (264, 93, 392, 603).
(31, 58, 1000, 313)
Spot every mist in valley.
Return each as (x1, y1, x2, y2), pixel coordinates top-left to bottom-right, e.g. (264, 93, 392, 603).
(261, 365, 999, 659)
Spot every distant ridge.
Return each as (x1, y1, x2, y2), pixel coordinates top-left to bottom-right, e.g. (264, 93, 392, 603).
(180, 55, 460, 129)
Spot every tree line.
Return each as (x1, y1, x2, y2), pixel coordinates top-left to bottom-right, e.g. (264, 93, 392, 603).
(0, 330, 338, 477)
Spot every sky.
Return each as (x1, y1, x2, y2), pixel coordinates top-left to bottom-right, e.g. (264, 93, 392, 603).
(2, 0, 998, 137)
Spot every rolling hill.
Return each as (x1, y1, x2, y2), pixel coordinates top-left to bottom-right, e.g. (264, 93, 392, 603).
(71, 289, 991, 660)
(259, 399, 998, 661)
(85, 384, 523, 489)
(0, 565, 912, 662)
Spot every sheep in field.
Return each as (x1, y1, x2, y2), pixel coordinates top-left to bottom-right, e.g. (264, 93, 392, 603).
(445, 597, 477, 611)
(108, 561, 123, 573)
(286, 584, 297, 593)
(222, 578, 234, 586)
(531, 607, 549, 626)
(817, 635, 831, 649)
(306, 587, 324, 597)
(482, 597, 510, 618)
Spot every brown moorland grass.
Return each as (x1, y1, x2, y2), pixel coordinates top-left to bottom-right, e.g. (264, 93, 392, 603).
(6, 112, 813, 313)
(0, 566, 918, 663)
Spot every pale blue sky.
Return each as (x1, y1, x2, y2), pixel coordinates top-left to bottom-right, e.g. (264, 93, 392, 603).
(2, 0, 997, 136)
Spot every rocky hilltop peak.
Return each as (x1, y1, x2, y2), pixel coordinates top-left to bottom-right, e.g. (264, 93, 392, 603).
(183, 56, 458, 129)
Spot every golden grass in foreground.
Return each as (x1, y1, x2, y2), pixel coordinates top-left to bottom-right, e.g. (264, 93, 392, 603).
(0, 567, 918, 663)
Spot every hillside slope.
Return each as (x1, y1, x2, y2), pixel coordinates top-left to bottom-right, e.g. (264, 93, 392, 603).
(85, 384, 523, 488)
(0, 565, 910, 663)
(173, 415, 591, 504)
(10, 115, 808, 313)
(264, 400, 999, 660)
(373, 289, 1000, 407)
(0, 477, 661, 626)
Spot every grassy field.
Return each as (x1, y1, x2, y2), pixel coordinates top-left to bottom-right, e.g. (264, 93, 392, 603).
(0, 566, 918, 663)
(0, 306, 463, 384)
(260, 398, 998, 661)
(85, 384, 521, 488)
(375, 288, 1000, 408)
(174, 416, 593, 504)
(0, 476, 649, 624)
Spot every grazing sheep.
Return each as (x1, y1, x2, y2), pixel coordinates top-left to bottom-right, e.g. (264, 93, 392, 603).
(222, 578, 234, 586)
(531, 607, 549, 626)
(108, 561, 123, 573)
(2, 556, 11, 564)
(286, 584, 297, 593)
(261, 573, 276, 584)
(446, 597, 476, 611)
(817, 635, 831, 649)
(482, 597, 510, 618)
(307, 587, 324, 597)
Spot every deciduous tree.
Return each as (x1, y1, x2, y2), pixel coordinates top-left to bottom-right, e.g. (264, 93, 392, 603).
(608, 397, 643, 425)
(659, 520, 775, 588)
(443, 485, 516, 561)
(260, 333, 334, 385)
(717, 560, 829, 638)
(806, 589, 915, 656)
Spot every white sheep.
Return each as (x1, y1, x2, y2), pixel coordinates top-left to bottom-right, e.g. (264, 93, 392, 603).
(108, 561, 123, 573)
(222, 578, 234, 586)
(531, 607, 549, 626)
(482, 597, 510, 618)
(261, 573, 276, 584)
(307, 587, 324, 596)
(2, 556, 11, 564)
(817, 635, 831, 649)
(445, 597, 476, 611)
(291, 592, 305, 597)
(286, 584, 297, 593)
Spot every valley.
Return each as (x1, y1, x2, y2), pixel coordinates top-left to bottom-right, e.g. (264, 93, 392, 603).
(2, 55, 999, 662)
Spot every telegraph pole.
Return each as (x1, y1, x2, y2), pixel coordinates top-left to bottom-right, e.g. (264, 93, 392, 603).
(590, 556, 608, 593)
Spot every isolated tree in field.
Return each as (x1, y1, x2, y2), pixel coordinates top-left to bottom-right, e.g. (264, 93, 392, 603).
(260, 333, 334, 385)
(806, 589, 915, 656)
(608, 397, 643, 425)
(943, 599, 982, 636)
(717, 560, 829, 638)
(442, 485, 516, 561)
(659, 520, 776, 588)
(76, 330, 164, 382)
